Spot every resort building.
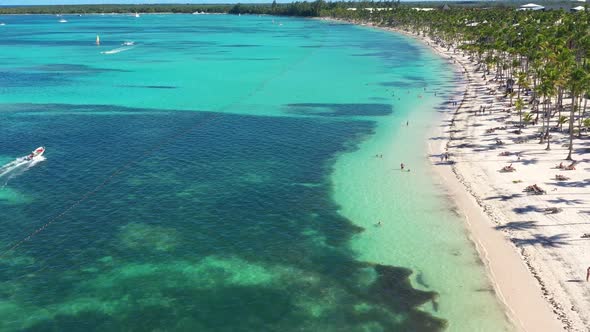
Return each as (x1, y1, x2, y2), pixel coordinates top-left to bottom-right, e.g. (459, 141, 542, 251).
(517, 3, 545, 11)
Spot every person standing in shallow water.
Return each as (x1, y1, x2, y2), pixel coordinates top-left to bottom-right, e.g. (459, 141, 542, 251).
(400, 163, 405, 170)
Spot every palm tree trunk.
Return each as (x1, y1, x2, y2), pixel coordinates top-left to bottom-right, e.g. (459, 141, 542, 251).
(578, 95, 585, 138)
(545, 97, 552, 150)
(557, 88, 563, 130)
(518, 107, 523, 134)
(566, 94, 576, 160)
(537, 102, 547, 144)
(582, 96, 588, 137)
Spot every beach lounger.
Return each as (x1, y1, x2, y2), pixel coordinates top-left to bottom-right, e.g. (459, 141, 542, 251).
(544, 207, 562, 214)
(501, 165, 516, 172)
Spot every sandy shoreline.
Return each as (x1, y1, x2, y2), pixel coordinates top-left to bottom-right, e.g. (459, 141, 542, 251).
(320, 17, 588, 331)
(388, 27, 586, 331)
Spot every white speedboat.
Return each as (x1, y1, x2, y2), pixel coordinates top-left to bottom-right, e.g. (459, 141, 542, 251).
(134, 13, 140, 18)
(59, 19, 68, 23)
(25, 147, 45, 160)
(122, 41, 135, 46)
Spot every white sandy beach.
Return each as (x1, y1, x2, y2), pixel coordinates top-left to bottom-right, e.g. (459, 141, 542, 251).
(321, 16, 589, 331)
(397, 29, 589, 331)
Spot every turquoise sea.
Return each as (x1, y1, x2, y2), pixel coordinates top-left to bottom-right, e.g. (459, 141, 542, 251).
(0, 14, 511, 331)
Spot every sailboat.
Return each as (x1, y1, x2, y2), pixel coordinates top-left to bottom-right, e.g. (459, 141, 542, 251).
(134, 13, 140, 18)
(96, 34, 100, 46)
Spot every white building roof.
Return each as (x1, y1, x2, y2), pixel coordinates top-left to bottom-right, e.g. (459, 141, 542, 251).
(518, 3, 545, 10)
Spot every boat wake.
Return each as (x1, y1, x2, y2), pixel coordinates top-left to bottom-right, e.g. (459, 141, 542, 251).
(101, 46, 135, 55)
(0, 156, 46, 188)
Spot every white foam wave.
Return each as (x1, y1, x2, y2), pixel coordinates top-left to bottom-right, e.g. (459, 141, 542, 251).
(101, 46, 134, 55)
(0, 155, 46, 185)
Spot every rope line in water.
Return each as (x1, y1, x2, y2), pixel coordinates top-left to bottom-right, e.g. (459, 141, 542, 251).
(1, 28, 329, 259)
(1, 113, 219, 258)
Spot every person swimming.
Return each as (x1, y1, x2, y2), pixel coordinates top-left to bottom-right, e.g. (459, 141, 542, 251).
(400, 163, 405, 170)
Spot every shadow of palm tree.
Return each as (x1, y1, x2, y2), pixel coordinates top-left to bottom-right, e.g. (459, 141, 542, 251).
(547, 197, 585, 205)
(551, 180, 590, 188)
(455, 143, 474, 149)
(511, 233, 569, 248)
(513, 205, 542, 214)
(486, 193, 523, 201)
(496, 221, 537, 231)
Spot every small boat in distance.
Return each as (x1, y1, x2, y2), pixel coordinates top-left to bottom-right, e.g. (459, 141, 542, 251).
(25, 147, 45, 161)
(134, 13, 140, 18)
(0, 23, 6, 26)
(96, 34, 100, 45)
(59, 18, 68, 23)
(122, 41, 135, 46)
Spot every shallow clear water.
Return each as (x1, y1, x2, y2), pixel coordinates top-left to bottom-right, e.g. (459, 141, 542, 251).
(0, 14, 510, 331)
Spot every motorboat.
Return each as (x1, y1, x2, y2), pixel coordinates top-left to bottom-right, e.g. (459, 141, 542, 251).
(122, 41, 135, 46)
(25, 147, 45, 161)
(59, 18, 68, 23)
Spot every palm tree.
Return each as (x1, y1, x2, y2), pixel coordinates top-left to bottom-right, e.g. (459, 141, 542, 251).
(583, 118, 590, 136)
(515, 97, 525, 133)
(557, 115, 568, 131)
(516, 71, 529, 101)
(566, 67, 586, 160)
(523, 112, 534, 125)
(325, 6, 590, 159)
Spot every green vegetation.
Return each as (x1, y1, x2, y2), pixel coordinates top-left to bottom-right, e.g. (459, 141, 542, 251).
(0, 4, 231, 14)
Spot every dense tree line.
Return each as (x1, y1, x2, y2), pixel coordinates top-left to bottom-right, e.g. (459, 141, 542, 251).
(0, 4, 231, 15)
(0, 1, 578, 15)
(229, 1, 330, 17)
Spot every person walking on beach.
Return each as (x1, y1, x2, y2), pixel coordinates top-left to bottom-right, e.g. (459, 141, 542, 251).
(586, 266, 590, 282)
